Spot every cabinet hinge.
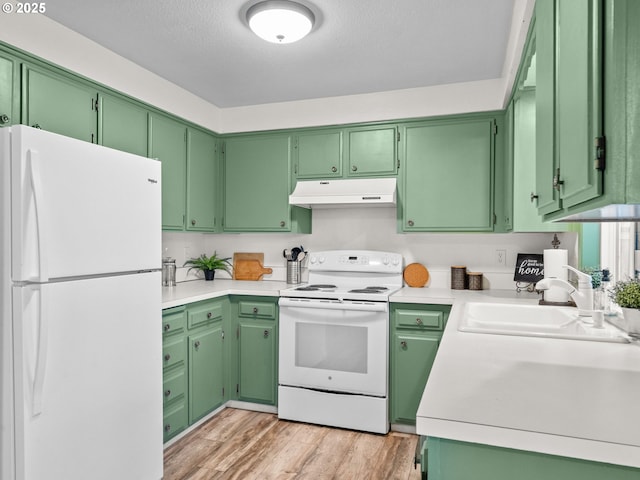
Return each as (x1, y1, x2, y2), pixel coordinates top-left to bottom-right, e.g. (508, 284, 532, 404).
(236, 384, 239, 394)
(221, 329, 225, 340)
(396, 130, 400, 142)
(594, 136, 606, 171)
(92, 96, 99, 113)
(493, 213, 497, 225)
(492, 122, 498, 135)
(222, 387, 225, 397)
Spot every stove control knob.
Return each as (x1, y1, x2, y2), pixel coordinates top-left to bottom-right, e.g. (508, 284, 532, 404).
(310, 255, 317, 264)
(382, 256, 390, 265)
(392, 257, 400, 266)
(319, 256, 326, 264)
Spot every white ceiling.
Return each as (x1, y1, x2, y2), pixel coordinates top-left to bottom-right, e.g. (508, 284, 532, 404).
(44, 0, 518, 108)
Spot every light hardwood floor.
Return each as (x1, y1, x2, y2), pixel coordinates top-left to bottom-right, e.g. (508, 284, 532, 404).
(164, 408, 422, 480)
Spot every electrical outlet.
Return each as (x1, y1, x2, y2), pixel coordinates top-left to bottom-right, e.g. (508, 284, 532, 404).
(496, 249, 507, 266)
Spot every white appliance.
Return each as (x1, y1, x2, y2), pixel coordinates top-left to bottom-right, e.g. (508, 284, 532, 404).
(278, 250, 403, 434)
(0, 126, 163, 480)
(288, 177, 397, 208)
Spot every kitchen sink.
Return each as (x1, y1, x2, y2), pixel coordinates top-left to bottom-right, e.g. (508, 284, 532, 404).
(458, 302, 630, 343)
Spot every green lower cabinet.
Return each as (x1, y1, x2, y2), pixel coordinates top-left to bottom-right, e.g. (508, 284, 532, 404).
(162, 306, 188, 442)
(232, 296, 278, 406)
(390, 303, 450, 425)
(188, 323, 224, 423)
(426, 437, 640, 480)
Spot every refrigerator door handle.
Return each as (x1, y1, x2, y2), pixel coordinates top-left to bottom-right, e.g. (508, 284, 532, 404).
(31, 284, 48, 416)
(27, 149, 49, 282)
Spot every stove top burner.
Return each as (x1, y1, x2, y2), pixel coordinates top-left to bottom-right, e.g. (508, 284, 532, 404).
(295, 284, 337, 291)
(348, 288, 387, 294)
(365, 286, 388, 291)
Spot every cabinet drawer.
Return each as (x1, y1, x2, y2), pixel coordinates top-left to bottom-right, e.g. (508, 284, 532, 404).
(163, 401, 188, 442)
(163, 337, 186, 370)
(163, 370, 186, 405)
(188, 301, 223, 329)
(239, 301, 276, 320)
(395, 309, 443, 330)
(162, 308, 186, 336)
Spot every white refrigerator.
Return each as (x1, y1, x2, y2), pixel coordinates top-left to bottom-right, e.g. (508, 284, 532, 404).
(0, 126, 163, 480)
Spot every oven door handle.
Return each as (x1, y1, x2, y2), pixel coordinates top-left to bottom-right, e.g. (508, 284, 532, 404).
(279, 297, 388, 312)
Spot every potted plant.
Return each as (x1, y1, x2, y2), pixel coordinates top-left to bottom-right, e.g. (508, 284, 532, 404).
(609, 278, 640, 335)
(184, 252, 232, 281)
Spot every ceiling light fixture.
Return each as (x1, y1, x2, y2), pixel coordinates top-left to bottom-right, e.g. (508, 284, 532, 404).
(246, 0, 315, 44)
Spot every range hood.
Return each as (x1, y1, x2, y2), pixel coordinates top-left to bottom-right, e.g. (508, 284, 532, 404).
(289, 178, 397, 208)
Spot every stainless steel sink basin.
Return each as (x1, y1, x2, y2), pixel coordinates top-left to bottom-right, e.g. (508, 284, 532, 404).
(458, 302, 630, 343)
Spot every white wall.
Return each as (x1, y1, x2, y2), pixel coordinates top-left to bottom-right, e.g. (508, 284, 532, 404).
(164, 207, 577, 289)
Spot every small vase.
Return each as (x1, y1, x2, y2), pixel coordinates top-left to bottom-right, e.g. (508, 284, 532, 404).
(621, 307, 640, 336)
(204, 269, 215, 281)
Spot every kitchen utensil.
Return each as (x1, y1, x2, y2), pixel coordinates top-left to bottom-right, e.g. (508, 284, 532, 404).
(403, 263, 429, 287)
(291, 247, 301, 261)
(233, 253, 273, 281)
(297, 251, 306, 262)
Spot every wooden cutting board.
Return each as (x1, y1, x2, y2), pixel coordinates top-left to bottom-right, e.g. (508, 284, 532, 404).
(403, 263, 430, 287)
(233, 253, 273, 281)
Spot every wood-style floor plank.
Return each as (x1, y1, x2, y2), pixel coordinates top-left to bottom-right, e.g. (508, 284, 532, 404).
(164, 408, 422, 480)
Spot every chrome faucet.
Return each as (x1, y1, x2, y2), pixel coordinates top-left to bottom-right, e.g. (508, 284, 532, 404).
(535, 265, 594, 315)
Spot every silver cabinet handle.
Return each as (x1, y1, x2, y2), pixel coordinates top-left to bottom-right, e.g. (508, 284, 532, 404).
(253, 307, 259, 314)
(32, 123, 41, 129)
(352, 165, 357, 172)
(0, 114, 9, 124)
(331, 166, 337, 172)
(530, 192, 539, 203)
(407, 220, 414, 227)
(164, 389, 171, 397)
(164, 424, 171, 432)
(400, 341, 408, 349)
(164, 324, 170, 331)
(194, 340, 201, 349)
(207, 312, 212, 319)
(191, 219, 196, 226)
(164, 353, 171, 361)
(416, 318, 423, 325)
(280, 221, 286, 227)
(264, 330, 269, 338)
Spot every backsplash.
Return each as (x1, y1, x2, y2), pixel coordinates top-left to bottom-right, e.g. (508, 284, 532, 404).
(163, 207, 578, 289)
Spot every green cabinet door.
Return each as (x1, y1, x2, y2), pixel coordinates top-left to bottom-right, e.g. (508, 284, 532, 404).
(390, 332, 439, 424)
(554, 0, 603, 209)
(186, 129, 218, 231)
(295, 130, 342, 178)
(402, 119, 494, 231)
(162, 306, 188, 442)
(427, 437, 640, 480)
(150, 114, 187, 230)
(223, 134, 292, 231)
(502, 100, 514, 231)
(345, 125, 398, 176)
(188, 324, 224, 423)
(22, 65, 97, 142)
(99, 93, 148, 156)
(238, 323, 277, 404)
(0, 53, 17, 126)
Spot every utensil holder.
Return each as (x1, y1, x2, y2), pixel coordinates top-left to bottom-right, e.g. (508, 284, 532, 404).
(286, 260, 302, 284)
(162, 258, 176, 287)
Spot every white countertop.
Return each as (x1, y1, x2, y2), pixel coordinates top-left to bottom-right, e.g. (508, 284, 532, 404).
(414, 290, 640, 469)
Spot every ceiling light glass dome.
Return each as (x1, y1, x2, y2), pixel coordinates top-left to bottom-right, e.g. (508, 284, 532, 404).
(247, 1, 315, 44)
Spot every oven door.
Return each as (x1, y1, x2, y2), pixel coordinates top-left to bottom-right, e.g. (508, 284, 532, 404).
(278, 297, 388, 397)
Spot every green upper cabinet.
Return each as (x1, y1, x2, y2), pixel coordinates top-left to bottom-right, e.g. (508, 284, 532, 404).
(98, 93, 148, 157)
(345, 125, 398, 177)
(224, 133, 310, 232)
(294, 129, 343, 178)
(0, 52, 17, 126)
(401, 117, 495, 232)
(150, 113, 187, 230)
(536, 0, 603, 217)
(294, 124, 398, 180)
(21, 65, 97, 143)
(186, 129, 218, 232)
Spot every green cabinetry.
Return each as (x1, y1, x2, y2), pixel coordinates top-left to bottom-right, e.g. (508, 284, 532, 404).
(162, 306, 188, 442)
(401, 117, 496, 232)
(21, 65, 98, 143)
(150, 113, 187, 230)
(99, 93, 148, 156)
(232, 296, 278, 405)
(186, 129, 219, 232)
(223, 134, 310, 232)
(426, 437, 639, 480)
(0, 52, 17, 126)
(390, 303, 450, 425)
(294, 124, 398, 179)
(535, 0, 603, 217)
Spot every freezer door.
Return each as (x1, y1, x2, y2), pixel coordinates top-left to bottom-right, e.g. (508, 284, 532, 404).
(6, 126, 161, 282)
(11, 272, 163, 480)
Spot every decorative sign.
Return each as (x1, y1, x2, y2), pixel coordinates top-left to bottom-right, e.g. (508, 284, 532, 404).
(513, 253, 544, 282)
